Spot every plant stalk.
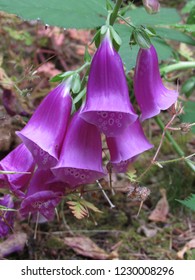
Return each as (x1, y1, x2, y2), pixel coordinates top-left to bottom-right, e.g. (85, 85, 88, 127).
(110, 0, 123, 25)
(160, 61, 195, 75)
(155, 116, 195, 172)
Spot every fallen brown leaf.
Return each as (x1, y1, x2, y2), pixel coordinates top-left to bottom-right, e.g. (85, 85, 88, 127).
(0, 232, 27, 258)
(149, 189, 169, 222)
(64, 236, 119, 260)
(137, 225, 158, 238)
(177, 239, 195, 259)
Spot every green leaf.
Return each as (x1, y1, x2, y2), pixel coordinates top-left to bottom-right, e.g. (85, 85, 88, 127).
(181, 101, 195, 133)
(50, 70, 74, 82)
(155, 27, 195, 45)
(187, 6, 195, 24)
(182, 1, 195, 14)
(133, 29, 151, 49)
(84, 46, 91, 63)
(115, 24, 173, 71)
(0, 0, 107, 29)
(73, 88, 86, 105)
(182, 77, 195, 98)
(110, 26, 122, 46)
(173, 24, 195, 34)
(71, 73, 81, 94)
(177, 194, 195, 211)
(126, 7, 181, 26)
(80, 200, 102, 214)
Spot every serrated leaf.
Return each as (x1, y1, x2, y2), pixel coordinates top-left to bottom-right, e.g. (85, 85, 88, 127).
(80, 200, 102, 214)
(126, 166, 137, 182)
(67, 201, 88, 219)
(0, 0, 107, 29)
(177, 194, 195, 211)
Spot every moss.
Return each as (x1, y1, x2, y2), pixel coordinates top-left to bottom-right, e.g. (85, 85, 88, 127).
(46, 236, 65, 250)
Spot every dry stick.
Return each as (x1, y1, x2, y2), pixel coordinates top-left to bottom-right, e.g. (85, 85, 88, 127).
(96, 180, 115, 209)
(138, 113, 179, 180)
(34, 211, 40, 239)
(152, 113, 177, 163)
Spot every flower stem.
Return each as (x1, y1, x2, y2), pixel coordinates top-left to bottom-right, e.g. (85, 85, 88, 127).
(110, 0, 123, 26)
(160, 61, 195, 75)
(155, 116, 195, 172)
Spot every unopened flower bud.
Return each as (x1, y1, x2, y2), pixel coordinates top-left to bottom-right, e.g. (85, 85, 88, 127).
(142, 0, 160, 14)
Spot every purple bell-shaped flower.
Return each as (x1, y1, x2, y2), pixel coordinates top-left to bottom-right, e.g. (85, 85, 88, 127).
(19, 169, 66, 221)
(0, 194, 14, 238)
(16, 82, 72, 169)
(80, 32, 137, 137)
(134, 45, 178, 121)
(106, 120, 153, 173)
(0, 143, 35, 198)
(52, 111, 106, 187)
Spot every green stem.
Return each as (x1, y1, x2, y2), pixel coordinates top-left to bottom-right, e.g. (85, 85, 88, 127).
(158, 153, 195, 165)
(118, 14, 136, 29)
(155, 116, 195, 172)
(110, 0, 123, 26)
(160, 61, 195, 75)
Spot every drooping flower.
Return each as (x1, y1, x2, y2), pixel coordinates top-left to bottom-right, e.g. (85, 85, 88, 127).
(0, 194, 14, 238)
(80, 31, 137, 137)
(0, 143, 35, 198)
(52, 111, 106, 187)
(106, 120, 153, 173)
(142, 0, 160, 14)
(16, 82, 72, 169)
(19, 169, 66, 221)
(134, 45, 178, 121)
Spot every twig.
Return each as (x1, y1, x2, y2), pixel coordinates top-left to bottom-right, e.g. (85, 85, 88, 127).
(96, 180, 115, 209)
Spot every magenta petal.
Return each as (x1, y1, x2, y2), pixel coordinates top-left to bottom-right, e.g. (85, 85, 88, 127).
(20, 169, 66, 220)
(106, 120, 153, 172)
(16, 82, 72, 169)
(134, 45, 178, 121)
(0, 144, 35, 198)
(52, 112, 106, 187)
(80, 34, 137, 137)
(0, 194, 14, 238)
